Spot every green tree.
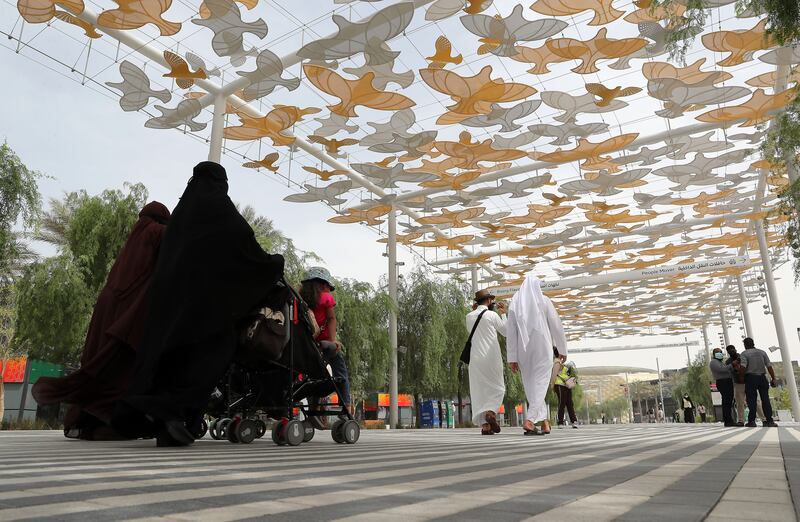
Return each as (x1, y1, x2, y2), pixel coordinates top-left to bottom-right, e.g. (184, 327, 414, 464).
(13, 255, 93, 365)
(237, 204, 320, 284)
(335, 279, 391, 404)
(0, 142, 42, 420)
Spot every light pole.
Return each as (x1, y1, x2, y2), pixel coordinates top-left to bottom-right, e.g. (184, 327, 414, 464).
(656, 357, 666, 423)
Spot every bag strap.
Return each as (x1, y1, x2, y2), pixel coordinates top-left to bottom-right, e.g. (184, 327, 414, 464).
(466, 310, 488, 345)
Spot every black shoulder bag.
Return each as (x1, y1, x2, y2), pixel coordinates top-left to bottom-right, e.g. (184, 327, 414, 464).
(460, 310, 488, 365)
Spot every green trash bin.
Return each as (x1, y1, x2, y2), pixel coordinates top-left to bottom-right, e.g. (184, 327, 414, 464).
(444, 400, 455, 428)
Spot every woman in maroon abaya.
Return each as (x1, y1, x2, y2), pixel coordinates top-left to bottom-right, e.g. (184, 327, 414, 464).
(32, 201, 170, 439)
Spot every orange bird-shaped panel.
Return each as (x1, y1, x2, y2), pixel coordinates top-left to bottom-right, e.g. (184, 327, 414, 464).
(415, 234, 475, 250)
(747, 67, 800, 88)
(546, 28, 647, 74)
(433, 131, 527, 169)
(242, 152, 279, 172)
(420, 170, 482, 190)
(702, 19, 775, 67)
(536, 133, 639, 165)
(696, 88, 797, 127)
(17, 0, 83, 23)
(304, 64, 415, 118)
(426, 36, 463, 69)
(97, 0, 181, 37)
(585, 209, 658, 225)
(671, 189, 736, 207)
(531, 0, 623, 26)
(585, 83, 642, 106)
(418, 207, 486, 228)
(501, 205, 572, 226)
(624, 1, 685, 23)
(642, 58, 732, 84)
(420, 65, 536, 124)
(511, 42, 571, 74)
(329, 205, 392, 226)
(224, 106, 320, 146)
(53, 10, 101, 37)
(302, 166, 349, 181)
(162, 51, 207, 89)
(307, 136, 359, 155)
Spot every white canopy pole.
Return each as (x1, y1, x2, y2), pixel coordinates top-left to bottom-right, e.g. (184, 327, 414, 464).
(470, 267, 478, 297)
(570, 341, 699, 353)
(755, 219, 800, 421)
(388, 206, 399, 429)
(208, 94, 226, 163)
(719, 305, 730, 347)
(702, 323, 712, 361)
(736, 275, 753, 338)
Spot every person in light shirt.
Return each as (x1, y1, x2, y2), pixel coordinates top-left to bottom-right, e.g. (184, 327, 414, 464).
(465, 289, 507, 436)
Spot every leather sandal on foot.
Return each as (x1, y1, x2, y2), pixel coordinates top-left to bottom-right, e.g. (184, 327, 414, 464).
(523, 427, 544, 436)
(485, 411, 501, 434)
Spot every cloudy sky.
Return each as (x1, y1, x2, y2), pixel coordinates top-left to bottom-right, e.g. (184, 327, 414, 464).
(3, 1, 800, 378)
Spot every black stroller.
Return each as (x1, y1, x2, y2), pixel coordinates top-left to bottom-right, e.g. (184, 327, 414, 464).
(203, 279, 360, 446)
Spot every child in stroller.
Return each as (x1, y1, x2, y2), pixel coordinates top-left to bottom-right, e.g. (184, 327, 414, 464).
(203, 277, 359, 446)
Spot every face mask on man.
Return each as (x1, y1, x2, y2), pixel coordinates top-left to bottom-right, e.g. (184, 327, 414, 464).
(487, 301, 496, 311)
(714, 352, 724, 360)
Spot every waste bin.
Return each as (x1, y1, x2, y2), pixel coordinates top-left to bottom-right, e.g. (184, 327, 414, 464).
(443, 401, 455, 428)
(420, 400, 440, 428)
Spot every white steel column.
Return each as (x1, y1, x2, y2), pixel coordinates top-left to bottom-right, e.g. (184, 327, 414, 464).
(736, 275, 753, 338)
(656, 358, 665, 423)
(208, 94, 226, 163)
(755, 219, 800, 421)
(471, 267, 478, 297)
(719, 306, 730, 346)
(388, 206, 399, 429)
(702, 324, 711, 361)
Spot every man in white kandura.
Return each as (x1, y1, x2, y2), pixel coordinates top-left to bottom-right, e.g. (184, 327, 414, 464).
(507, 276, 567, 436)
(465, 289, 507, 436)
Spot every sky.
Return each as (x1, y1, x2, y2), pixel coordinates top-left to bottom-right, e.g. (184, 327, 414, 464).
(3, 1, 800, 378)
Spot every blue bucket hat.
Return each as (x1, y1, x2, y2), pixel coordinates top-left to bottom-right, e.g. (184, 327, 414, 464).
(302, 266, 335, 291)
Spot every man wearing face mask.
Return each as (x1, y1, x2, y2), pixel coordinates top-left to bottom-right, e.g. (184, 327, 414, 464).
(710, 348, 735, 426)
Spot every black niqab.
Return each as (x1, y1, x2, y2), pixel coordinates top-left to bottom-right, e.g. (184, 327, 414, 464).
(116, 162, 284, 430)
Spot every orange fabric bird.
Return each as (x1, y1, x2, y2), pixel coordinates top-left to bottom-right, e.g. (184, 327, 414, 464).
(17, 0, 85, 23)
(585, 83, 642, 106)
(302, 166, 349, 181)
(53, 10, 101, 37)
(224, 105, 320, 146)
(307, 136, 359, 155)
(426, 36, 463, 69)
(242, 152, 279, 172)
(97, 0, 181, 37)
(702, 19, 775, 67)
(433, 131, 527, 169)
(546, 28, 647, 74)
(303, 64, 415, 117)
(420, 66, 536, 124)
(162, 51, 207, 89)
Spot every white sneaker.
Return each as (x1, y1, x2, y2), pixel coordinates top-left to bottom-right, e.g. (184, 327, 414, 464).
(571, 423, 579, 429)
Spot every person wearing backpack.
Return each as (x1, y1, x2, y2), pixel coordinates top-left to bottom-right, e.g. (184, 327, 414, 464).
(554, 361, 579, 429)
(464, 289, 507, 435)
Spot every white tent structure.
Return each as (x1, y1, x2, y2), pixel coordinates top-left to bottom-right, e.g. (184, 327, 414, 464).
(3, 0, 799, 422)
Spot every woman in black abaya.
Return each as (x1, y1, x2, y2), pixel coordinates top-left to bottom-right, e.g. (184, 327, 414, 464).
(113, 162, 284, 446)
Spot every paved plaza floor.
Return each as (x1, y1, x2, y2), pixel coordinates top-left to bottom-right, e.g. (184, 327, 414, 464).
(0, 424, 799, 521)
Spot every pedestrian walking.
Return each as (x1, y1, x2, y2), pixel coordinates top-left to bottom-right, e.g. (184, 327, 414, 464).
(657, 406, 664, 423)
(554, 361, 579, 428)
(739, 337, 778, 427)
(710, 347, 735, 426)
(507, 276, 567, 436)
(464, 289, 507, 435)
(697, 404, 707, 422)
(727, 345, 765, 425)
(682, 394, 695, 423)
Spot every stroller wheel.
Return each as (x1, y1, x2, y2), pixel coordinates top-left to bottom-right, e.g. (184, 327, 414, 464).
(236, 419, 257, 444)
(284, 420, 304, 446)
(271, 423, 286, 446)
(211, 418, 231, 440)
(331, 419, 346, 444)
(254, 420, 267, 439)
(189, 418, 208, 440)
(342, 420, 360, 444)
(302, 420, 315, 443)
(227, 419, 240, 443)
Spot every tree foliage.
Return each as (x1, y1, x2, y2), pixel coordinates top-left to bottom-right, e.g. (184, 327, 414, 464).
(650, 0, 708, 64)
(14, 254, 93, 364)
(670, 352, 714, 418)
(0, 142, 41, 276)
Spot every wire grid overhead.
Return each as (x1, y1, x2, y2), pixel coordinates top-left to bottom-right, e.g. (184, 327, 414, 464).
(4, 0, 797, 339)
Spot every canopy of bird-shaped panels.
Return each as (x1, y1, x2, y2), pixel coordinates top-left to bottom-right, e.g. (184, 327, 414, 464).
(5, 0, 797, 340)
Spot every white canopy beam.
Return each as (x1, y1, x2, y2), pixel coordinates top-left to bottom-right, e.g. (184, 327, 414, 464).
(571, 341, 699, 353)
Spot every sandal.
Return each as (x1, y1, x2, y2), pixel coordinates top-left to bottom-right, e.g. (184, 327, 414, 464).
(523, 426, 545, 436)
(481, 423, 494, 435)
(485, 411, 501, 434)
(540, 420, 551, 434)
